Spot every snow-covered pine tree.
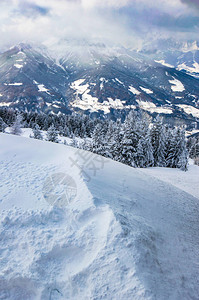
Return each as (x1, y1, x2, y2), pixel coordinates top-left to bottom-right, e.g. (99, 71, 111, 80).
(150, 116, 166, 167)
(103, 120, 115, 159)
(134, 112, 154, 167)
(176, 128, 188, 171)
(0, 117, 7, 132)
(70, 133, 79, 148)
(165, 127, 188, 170)
(43, 117, 51, 131)
(109, 119, 123, 161)
(91, 123, 102, 154)
(177, 149, 188, 171)
(195, 141, 199, 158)
(10, 114, 23, 135)
(188, 137, 199, 159)
(165, 126, 177, 168)
(32, 124, 43, 140)
(79, 122, 86, 138)
(46, 124, 59, 143)
(58, 125, 64, 137)
(136, 130, 154, 168)
(63, 125, 70, 137)
(90, 123, 108, 156)
(120, 111, 139, 167)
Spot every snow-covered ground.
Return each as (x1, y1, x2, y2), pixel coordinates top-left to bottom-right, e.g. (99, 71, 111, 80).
(177, 104, 199, 119)
(136, 100, 173, 114)
(4, 127, 75, 146)
(70, 79, 136, 114)
(169, 78, 185, 92)
(0, 133, 199, 300)
(140, 160, 199, 199)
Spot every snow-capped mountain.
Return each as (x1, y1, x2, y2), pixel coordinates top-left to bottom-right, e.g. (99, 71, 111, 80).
(142, 39, 199, 78)
(0, 41, 199, 129)
(0, 44, 70, 114)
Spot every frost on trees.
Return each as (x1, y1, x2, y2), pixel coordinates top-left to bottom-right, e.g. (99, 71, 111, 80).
(120, 111, 139, 167)
(0, 117, 7, 132)
(32, 124, 43, 140)
(46, 124, 59, 143)
(10, 114, 23, 135)
(150, 116, 166, 167)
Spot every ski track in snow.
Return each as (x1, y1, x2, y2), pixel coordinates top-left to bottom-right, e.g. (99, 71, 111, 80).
(0, 133, 199, 300)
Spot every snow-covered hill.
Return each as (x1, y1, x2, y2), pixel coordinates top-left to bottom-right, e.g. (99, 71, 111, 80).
(0, 133, 199, 300)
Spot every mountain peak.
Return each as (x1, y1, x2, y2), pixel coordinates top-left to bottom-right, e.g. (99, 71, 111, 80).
(181, 40, 199, 52)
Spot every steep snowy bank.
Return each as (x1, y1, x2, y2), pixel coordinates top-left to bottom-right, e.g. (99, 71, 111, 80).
(0, 133, 198, 299)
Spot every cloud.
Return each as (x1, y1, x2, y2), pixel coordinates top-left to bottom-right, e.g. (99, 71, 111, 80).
(17, 2, 50, 18)
(181, 0, 199, 10)
(0, 0, 198, 51)
(81, 0, 131, 8)
(0, 0, 138, 49)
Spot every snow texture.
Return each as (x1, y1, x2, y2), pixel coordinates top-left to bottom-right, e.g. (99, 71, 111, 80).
(0, 133, 199, 300)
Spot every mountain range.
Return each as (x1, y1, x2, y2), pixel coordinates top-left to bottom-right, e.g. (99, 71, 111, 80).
(0, 40, 199, 130)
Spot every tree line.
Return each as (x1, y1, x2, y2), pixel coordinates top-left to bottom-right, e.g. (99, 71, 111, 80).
(0, 107, 195, 171)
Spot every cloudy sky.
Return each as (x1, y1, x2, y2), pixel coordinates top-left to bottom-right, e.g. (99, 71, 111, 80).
(0, 0, 198, 49)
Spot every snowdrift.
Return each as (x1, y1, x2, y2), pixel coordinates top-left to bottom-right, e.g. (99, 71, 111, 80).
(0, 133, 198, 300)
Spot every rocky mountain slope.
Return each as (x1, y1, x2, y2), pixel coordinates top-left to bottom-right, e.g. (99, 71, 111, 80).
(0, 41, 199, 129)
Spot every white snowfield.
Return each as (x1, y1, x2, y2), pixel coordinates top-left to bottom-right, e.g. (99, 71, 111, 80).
(169, 78, 185, 92)
(178, 62, 199, 75)
(155, 60, 174, 68)
(136, 100, 173, 114)
(0, 133, 199, 300)
(70, 79, 136, 113)
(177, 104, 199, 119)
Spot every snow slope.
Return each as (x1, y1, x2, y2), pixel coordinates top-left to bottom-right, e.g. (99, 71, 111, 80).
(0, 133, 199, 300)
(141, 161, 199, 200)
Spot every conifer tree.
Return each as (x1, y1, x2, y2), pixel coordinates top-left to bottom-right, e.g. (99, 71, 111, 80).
(150, 116, 166, 167)
(32, 124, 43, 140)
(46, 124, 59, 143)
(0, 117, 7, 132)
(109, 119, 123, 161)
(10, 114, 23, 135)
(176, 128, 188, 171)
(177, 149, 188, 171)
(70, 134, 79, 148)
(165, 127, 177, 168)
(121, 111, 139, 166)
(91, 123, 106, 155)
(136, 131, 154, 167)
